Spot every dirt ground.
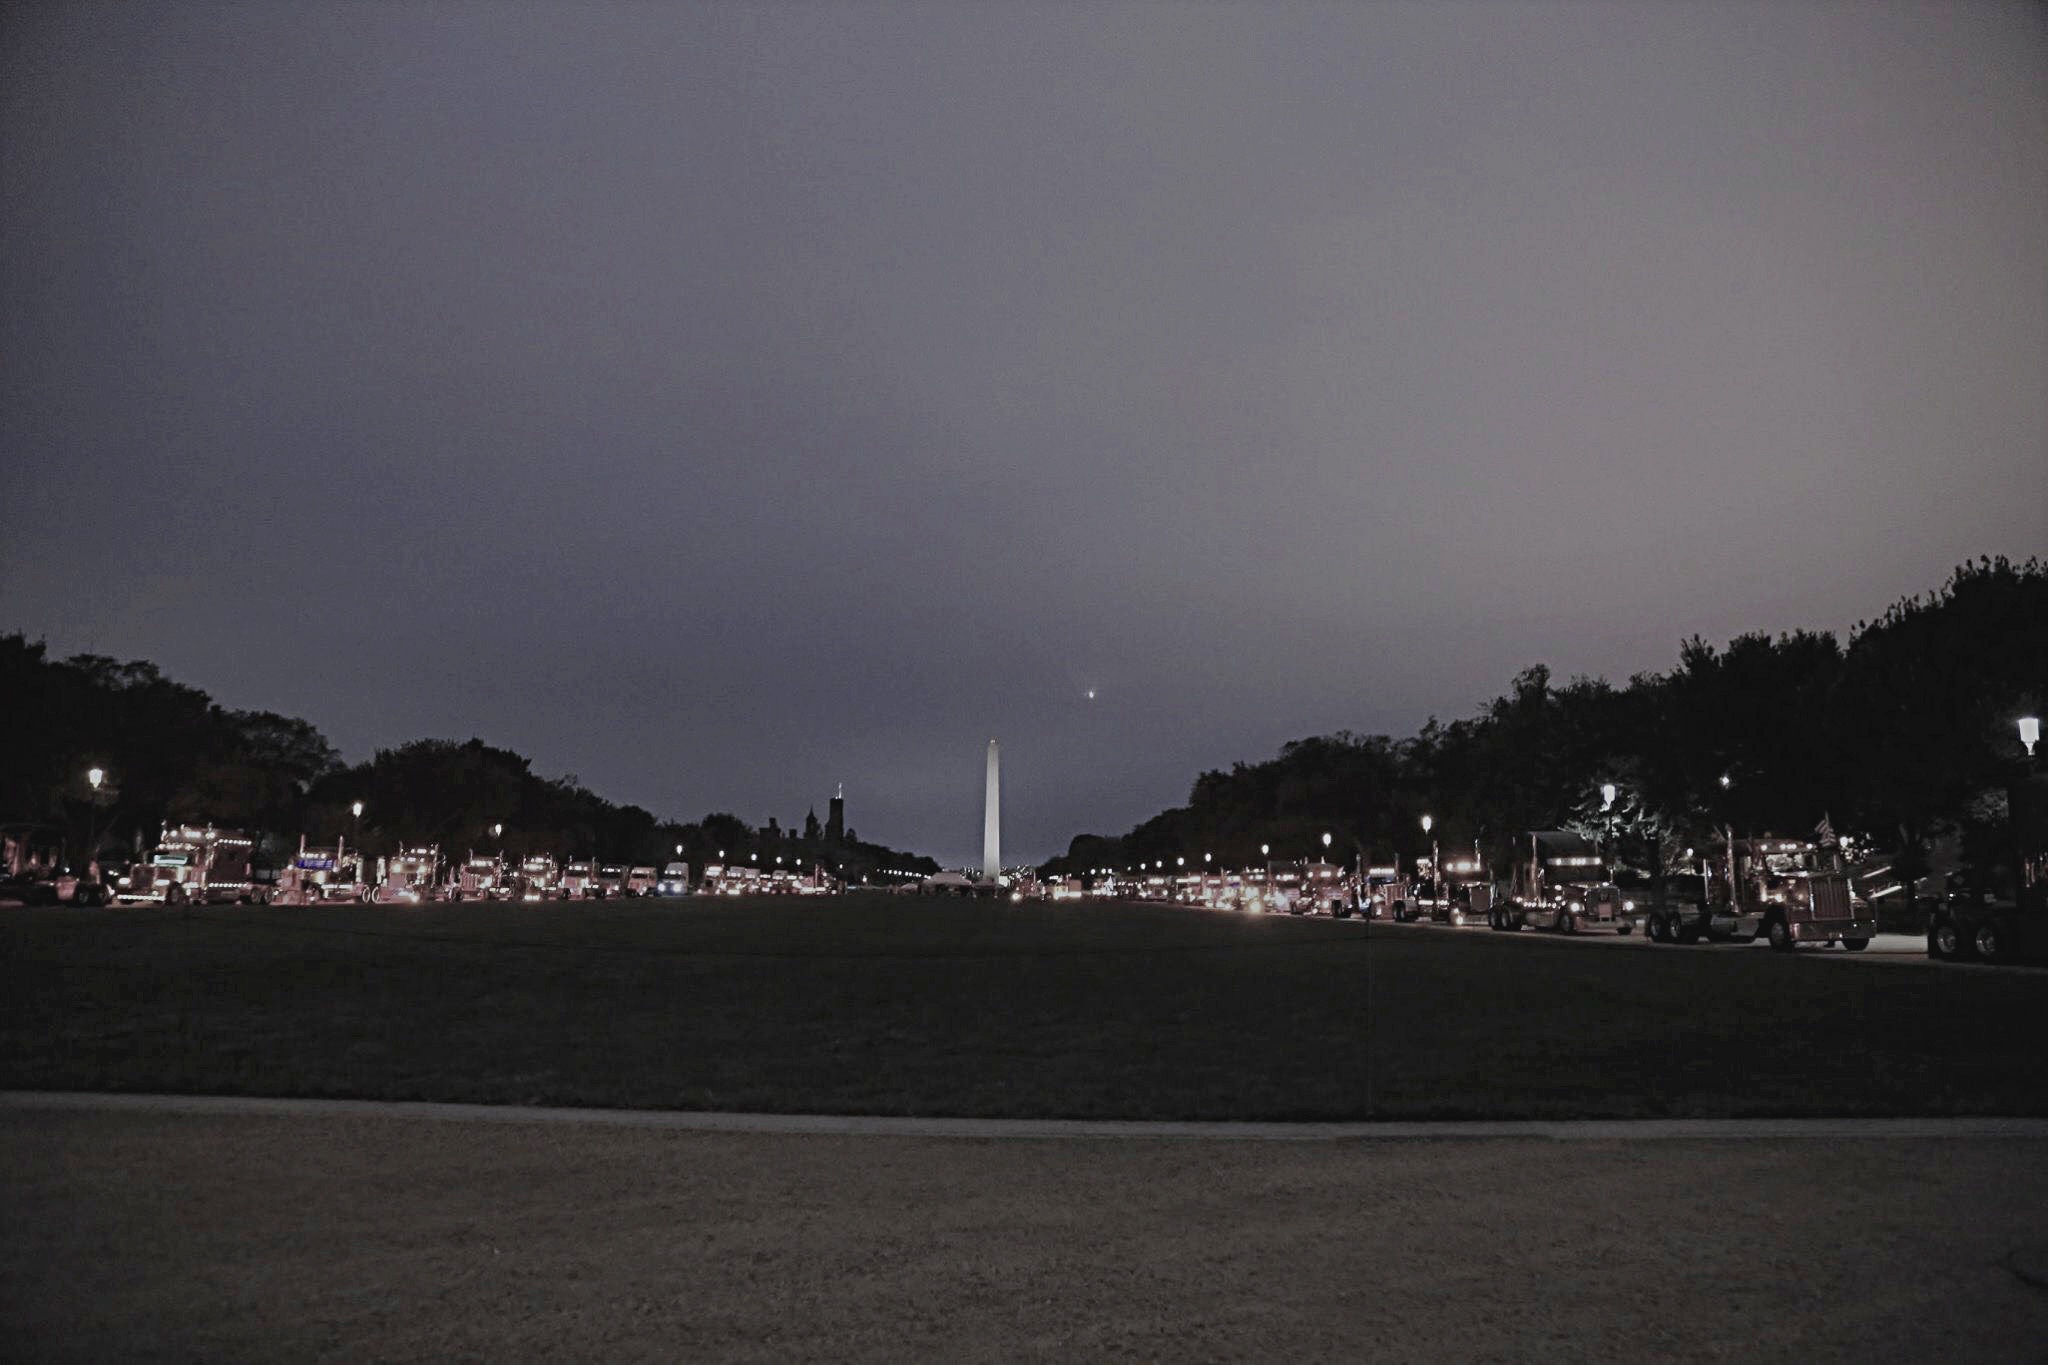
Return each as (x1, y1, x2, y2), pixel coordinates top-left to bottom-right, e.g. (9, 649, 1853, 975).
(5, 1108, 2047, 1362)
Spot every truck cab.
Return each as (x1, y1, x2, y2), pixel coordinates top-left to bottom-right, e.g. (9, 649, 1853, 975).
(1493, 832, 1630, 934)
(268, 836, 363, 904)
(450, 852, 508, 901)
(514, 854, 559, 901)
(560, 861, 596, 899)
(1927, 847, 2048, 965)
(624, 865, 657, 897)
(114, 825, 255, 906)
(656, 862, 691, 896)
(1429, 854, 1493, 927)
(371, 846, 441, 904)
(594, 864, 627, 898)
(1651, 837, 1873, 951)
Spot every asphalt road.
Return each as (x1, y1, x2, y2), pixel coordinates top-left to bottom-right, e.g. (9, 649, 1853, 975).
(6, 1104, 2047, 1362)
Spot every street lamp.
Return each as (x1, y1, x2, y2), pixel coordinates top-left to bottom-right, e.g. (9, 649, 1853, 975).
(491, 823, 503, 839)
(88, 767, 104, 791)
(1601, 783, 1617, 811)
(2022, 716, 2040, 757)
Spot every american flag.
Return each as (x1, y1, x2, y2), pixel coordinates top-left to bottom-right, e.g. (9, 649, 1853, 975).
(1814, 812, 1836, 846)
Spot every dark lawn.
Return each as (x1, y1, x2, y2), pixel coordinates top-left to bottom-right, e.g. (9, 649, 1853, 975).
(2, 895, 2042, 1120)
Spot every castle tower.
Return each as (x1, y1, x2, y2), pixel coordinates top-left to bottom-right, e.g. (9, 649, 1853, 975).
(983, 740, 1001, 880)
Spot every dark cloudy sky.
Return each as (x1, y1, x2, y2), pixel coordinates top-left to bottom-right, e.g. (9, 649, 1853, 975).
(4, 3, 2043, 866)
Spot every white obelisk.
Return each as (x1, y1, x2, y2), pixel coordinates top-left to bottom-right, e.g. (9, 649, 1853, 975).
(982, 739, 1001, 881)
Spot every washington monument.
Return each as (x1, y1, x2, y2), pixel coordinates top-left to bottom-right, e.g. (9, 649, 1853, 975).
(983, 739, 1001, 880)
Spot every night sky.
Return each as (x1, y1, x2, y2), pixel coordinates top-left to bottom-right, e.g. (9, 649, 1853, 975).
(5, 4, 2043, 867)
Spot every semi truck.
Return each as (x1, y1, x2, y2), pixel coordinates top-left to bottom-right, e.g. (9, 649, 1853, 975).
(1646, 836, 1873, 951)
(656, 862, 691, 896)
(624, 865, 658, 897)
(595, 864, 627, 898)
(1490, 831, 1631, 934)
(265, 835, 364, 904)
(514, 854, 559, 901)
(1422, 852, 1492, 927)
(1360, 865, 1405, 920)
(560, 861, 597, 899)
(114, 824, 256, 906)
(1927, 848, 2047, 964)
(449, 852, 509, 901)
(370, 846, 442, 903)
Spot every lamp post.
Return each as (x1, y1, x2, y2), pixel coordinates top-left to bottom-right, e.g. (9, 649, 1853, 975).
(1420, 814, 1437, 911)
(1600, 783, 1618, 886)
(80, 767, 111, 890)
(1261, 843, 1271, 893)
(2012, 719, 2043, 914)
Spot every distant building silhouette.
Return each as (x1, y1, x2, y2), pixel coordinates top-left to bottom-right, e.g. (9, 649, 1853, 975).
(827, 783, 845, 843)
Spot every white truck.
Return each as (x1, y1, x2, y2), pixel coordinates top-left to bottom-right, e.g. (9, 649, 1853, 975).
(656, 862, 691, 896)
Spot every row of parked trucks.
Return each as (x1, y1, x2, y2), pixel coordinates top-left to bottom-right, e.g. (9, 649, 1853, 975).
(59, 819, 2043, 964)
(104, 826, 699, 905)
(1113, 829, 1882, 952)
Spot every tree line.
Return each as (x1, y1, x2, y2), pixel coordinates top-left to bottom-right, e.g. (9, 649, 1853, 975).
(0, 637, 936, 882)
(1043, 557, 2046, 915)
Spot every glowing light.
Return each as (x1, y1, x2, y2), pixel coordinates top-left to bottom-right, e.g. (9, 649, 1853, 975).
(87, 767, 104, 789)
(2022, 716, 2041, 756)
(1600, 783, 1617, 810)
(1420, 814, 1432, 834)
(351, 801, 364, 818)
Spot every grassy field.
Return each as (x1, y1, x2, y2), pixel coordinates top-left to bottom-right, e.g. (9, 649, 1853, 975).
(4, 894, 2045, 1120)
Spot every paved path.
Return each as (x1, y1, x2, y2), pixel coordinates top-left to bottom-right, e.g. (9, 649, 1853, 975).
(10, 1089, 2048, 1141)
(6, 1100, 2047, 1362)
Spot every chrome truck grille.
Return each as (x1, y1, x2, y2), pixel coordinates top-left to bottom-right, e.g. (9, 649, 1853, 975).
(1809, 875, 1853, 920)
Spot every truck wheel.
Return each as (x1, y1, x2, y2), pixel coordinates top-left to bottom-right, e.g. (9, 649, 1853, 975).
(166, 884, 188, 907)
(1928, 919, 1962, 961)
(1766, 916, 1795, 952)
(1561, 913, 1577, 935)
(1842, 937, 1869, 952)
(1974, 924, 2007, 962)
(1616, 921, 1632, 936)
